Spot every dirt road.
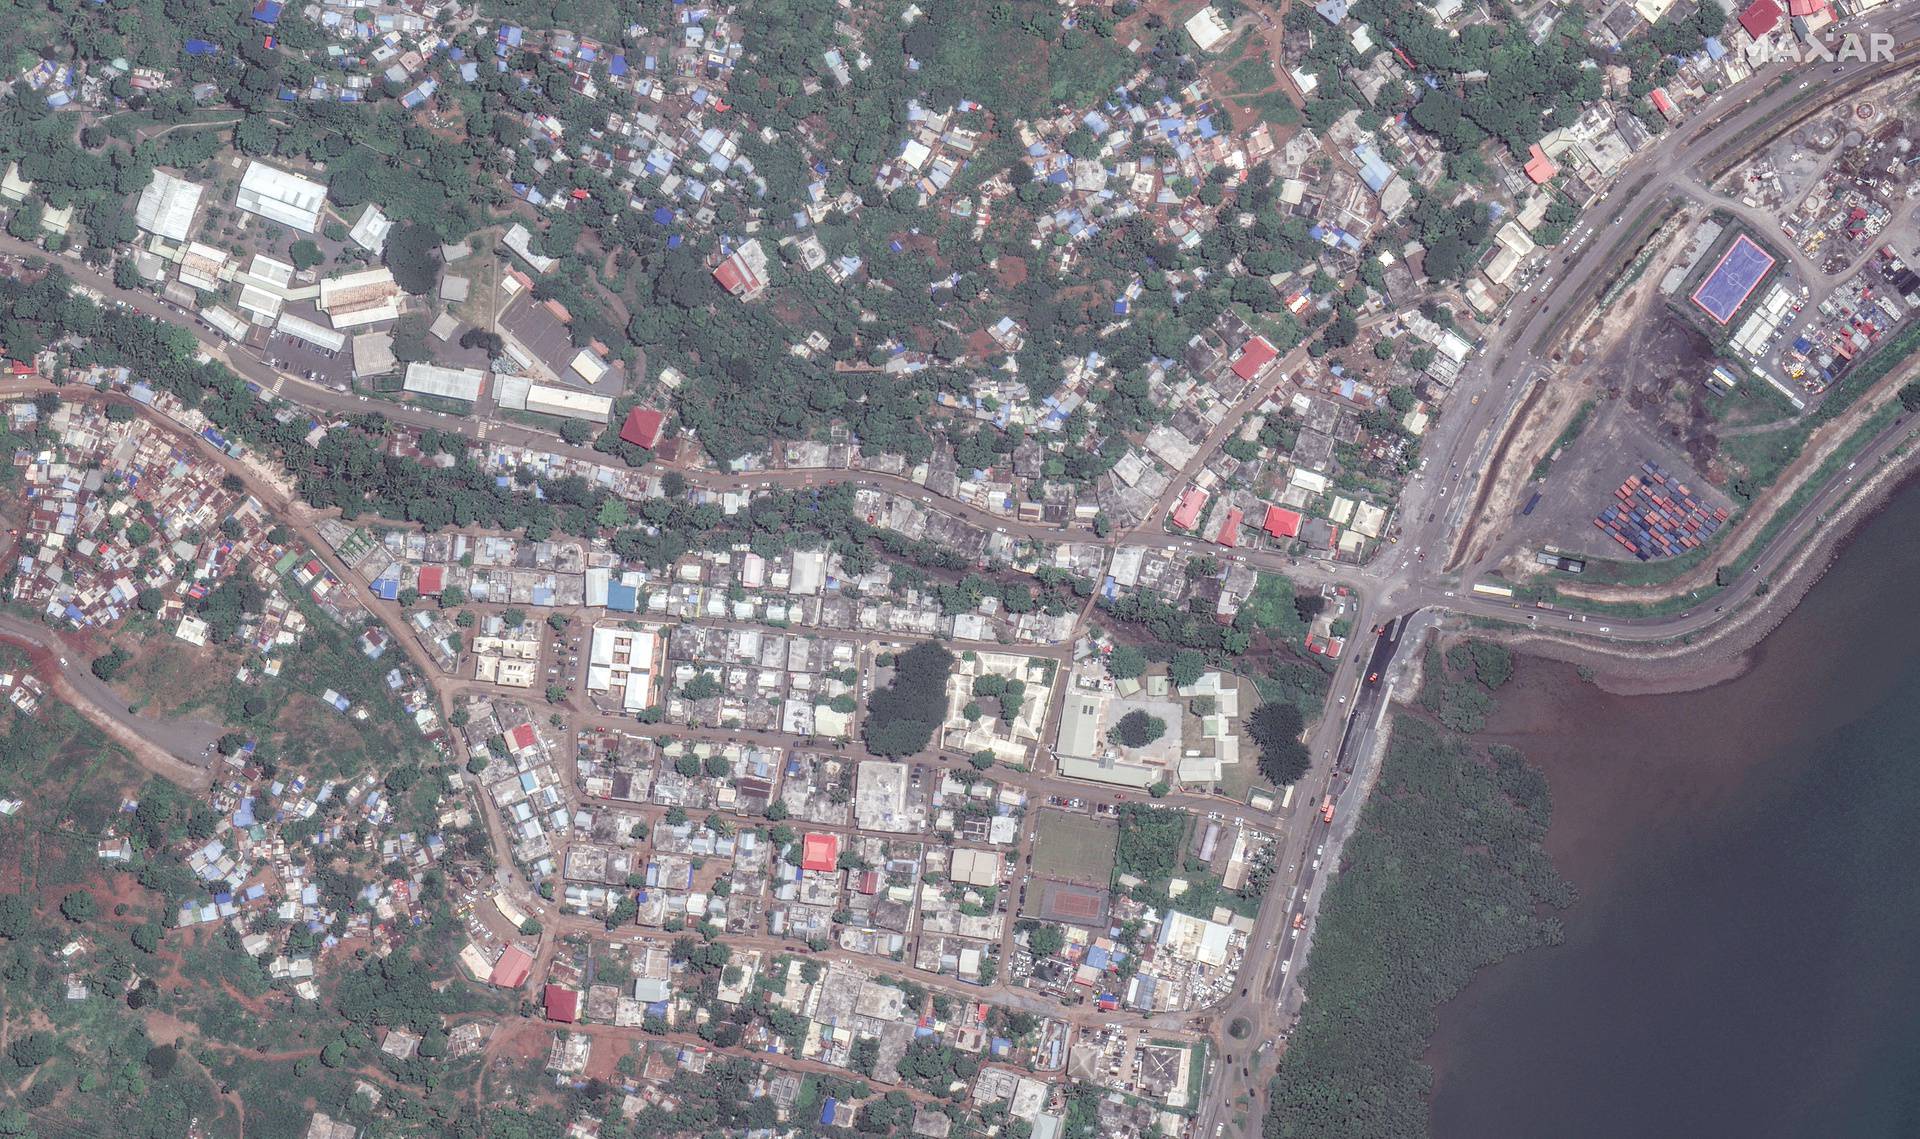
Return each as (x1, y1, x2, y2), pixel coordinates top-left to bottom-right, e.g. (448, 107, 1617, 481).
(0, 614, 220, 789)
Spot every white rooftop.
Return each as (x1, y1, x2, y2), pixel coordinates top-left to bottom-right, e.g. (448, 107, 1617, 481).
(235, 160, 327, 234)
(403, 361, 485, 402)
(134, 170, 204, 243)
(348, 203, 392, 254)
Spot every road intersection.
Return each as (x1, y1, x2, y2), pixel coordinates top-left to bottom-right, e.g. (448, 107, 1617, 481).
(5, 28, 1920, 1133)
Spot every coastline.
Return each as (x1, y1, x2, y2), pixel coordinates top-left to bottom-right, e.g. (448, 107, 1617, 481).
(1423, 470, 1920, 1137)
(1483, 432, 1920, 696)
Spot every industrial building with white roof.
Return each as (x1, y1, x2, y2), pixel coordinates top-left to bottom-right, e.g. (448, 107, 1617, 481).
(134, 170, 204, 244)
(235, 160, 328, 234)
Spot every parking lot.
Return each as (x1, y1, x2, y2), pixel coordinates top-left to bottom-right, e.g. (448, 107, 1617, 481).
(259, 317, 354, 389)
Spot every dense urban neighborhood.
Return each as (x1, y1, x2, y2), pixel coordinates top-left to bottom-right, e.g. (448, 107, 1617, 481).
(0, 0, 1917, 1136)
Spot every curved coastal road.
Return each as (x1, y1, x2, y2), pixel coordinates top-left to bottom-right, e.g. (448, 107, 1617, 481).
(2, 27, 1919, 1139)
(1196, 24, 1920, 1139)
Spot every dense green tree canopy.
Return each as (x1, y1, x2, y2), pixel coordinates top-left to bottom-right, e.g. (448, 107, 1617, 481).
(862, 641, 954, 757)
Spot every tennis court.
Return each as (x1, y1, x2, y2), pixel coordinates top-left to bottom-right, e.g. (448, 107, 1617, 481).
(1691, 234, 1775, 325)
(1022, 880, 1111, 927)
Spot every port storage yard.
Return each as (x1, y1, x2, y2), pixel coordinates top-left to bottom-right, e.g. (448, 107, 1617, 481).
(1595, 461, 1730, 560)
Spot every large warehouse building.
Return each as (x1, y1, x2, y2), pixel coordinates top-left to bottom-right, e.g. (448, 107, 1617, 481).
(524, 384, 612, 422)
(235, 160, 328, 233)
(134, 170, 204, 243)
(494, 376, 612, 422)
(318, 267, 402, 329)
(403, 362, 486, 402)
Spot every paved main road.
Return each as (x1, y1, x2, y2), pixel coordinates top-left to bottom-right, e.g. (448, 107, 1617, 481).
(1389, 32, 1920, 595)
(6, 27, 1920, 1134)
(1192, 609, 1431, 1139)
(1192, 30, 1920, 1139)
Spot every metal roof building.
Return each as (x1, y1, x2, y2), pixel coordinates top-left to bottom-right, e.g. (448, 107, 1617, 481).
(351, 331, 397, 378)
(235, 253, 295, 320)
(274, 310, 346, 352)
(134, 170, 204, 243)
(523, 383, 612, 422)
(501, 222, 556, 273)
(176, 242, 228, 293)
(235, 160, 327, 233)
(496, 378, 611, 422)
(318, 267, 401, 329)
(347, 203, 391, 254)
(568, 347, 609, 385)
(201, 305, 249, 342)
(403, 362, 485, 402)
(1055, 694, 1104, 760)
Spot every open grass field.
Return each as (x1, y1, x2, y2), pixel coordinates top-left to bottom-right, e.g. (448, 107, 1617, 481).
(1028, 808, 1119, 885)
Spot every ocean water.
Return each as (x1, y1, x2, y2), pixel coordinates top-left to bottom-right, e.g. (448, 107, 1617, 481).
(1427, 481, 1920, 1139)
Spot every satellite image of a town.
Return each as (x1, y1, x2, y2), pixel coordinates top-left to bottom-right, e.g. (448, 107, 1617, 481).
(0, 0, 1918, 1136)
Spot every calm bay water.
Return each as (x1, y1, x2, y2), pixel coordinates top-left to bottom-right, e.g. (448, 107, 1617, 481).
(1427, 480, 1920, 1138)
